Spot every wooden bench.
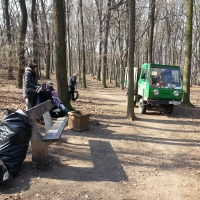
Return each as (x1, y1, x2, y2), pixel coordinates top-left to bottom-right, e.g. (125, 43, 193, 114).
(26, 100, 68, 166)
(42, 117, 68, 142)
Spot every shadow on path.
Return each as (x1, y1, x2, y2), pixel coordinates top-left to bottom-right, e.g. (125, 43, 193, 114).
(0, 140, 127, 194)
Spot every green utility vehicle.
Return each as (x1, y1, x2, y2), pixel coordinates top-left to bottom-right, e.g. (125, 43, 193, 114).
(125, 63, 183, 114)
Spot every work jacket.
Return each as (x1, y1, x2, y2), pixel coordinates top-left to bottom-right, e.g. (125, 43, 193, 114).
(22, 67, 37, 107)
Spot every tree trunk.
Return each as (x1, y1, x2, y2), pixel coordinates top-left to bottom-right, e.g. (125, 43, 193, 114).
(66, 1, 72, 77)
(77, 19, 81, 81)
(147, 0, 155, 63)
(102, 0, 112, 88)
(95, 0, 103, 81)
(166, 19, 171, 65)
(40, 0, 51, 79)
(31, 0, 39, 78)
(53, 0, 72, 109)
(117, 10, 124, 90)
(97, 28, 103, 81)
(198, 40, 200, 85)
(183, 0, 194, 106)
(79, 0, 86, 88)
(3, 0, 14, 80)
(17, 0, 27, 89)
(194, 3, 200, 86)
(127, 0, 137, 120)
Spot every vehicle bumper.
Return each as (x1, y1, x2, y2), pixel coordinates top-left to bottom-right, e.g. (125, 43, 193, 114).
(147, 99, 182, 105)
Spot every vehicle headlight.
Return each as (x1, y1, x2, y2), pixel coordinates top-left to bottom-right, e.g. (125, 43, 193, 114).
(173, 91, 179, 97)
(153, 89, 159, 96)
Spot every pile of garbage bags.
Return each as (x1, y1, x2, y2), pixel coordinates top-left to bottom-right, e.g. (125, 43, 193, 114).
(0, 109, 32, 182)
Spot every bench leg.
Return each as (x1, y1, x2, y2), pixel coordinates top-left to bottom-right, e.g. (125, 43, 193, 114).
(31, 122, 53, 166)
(43, 111, 52, 132)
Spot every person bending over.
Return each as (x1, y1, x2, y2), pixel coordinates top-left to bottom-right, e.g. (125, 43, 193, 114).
(22, 63, 38, 110)
(68, 73, 78, 101)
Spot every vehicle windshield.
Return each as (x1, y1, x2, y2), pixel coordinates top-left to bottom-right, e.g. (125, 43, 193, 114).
(150, 67, 182, 89)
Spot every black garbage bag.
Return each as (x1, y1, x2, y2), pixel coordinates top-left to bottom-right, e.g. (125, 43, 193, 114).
(50, 109, 66, 118)
(0, 109, 32, 180)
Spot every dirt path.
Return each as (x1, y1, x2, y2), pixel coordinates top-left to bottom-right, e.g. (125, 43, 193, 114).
(1, 75, 200, 200)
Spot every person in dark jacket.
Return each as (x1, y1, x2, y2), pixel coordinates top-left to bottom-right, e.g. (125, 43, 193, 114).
(68, 73, 78, 101)
(160, 68, 174, 85)
(22, 63, 38, 110)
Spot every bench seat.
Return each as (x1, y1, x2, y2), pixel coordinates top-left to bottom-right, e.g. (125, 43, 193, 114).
(42, 117, 68, 142)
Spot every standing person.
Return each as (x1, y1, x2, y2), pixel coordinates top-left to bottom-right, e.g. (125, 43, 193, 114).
(68, 73, 78, 101)
(22, 63, 38, 110)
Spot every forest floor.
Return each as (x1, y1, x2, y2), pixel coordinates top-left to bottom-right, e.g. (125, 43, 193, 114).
(1, 69, 200, 200)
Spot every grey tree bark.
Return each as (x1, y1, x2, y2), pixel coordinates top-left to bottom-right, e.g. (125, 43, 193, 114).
(31, 0, 40, 78)
(17, 0, 27, 89)
(53, 0, 72, 109)
(66, 1, 72, 77)
(127, 0, 137, 120)
(3, 0, 13, 79)
(147, 0, 155, 63)
(183, 0, 194, 106)
(79, 0, 86, 88)
(102, 0, 112, 88)
(40, 0, 51, 79)
(95, 0, 103, 81)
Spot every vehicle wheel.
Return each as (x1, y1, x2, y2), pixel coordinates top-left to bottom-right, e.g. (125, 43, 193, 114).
(164, 104, 174, 114)
(138, 99, 147, 114)
(73, 91, 79, 101)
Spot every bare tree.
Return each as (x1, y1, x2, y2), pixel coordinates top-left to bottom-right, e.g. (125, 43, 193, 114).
(101, 0, 112, 88)
(78, 0, 86, 88)
(53, 0, 72, 109)
(95, 0, 104, 81)
(16, 0, 27, 89)
(31, 0, 40, 78)
(0, 0, 200, 108)
(40, 0, 51, 79)
(193, 1, 200, 85)
(127, 0, 137, 120)
(147, 0, 155, 63)
(3, 0, 14, 79)
(66, 1, 73, 77)
(183, 0, 194, 106)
